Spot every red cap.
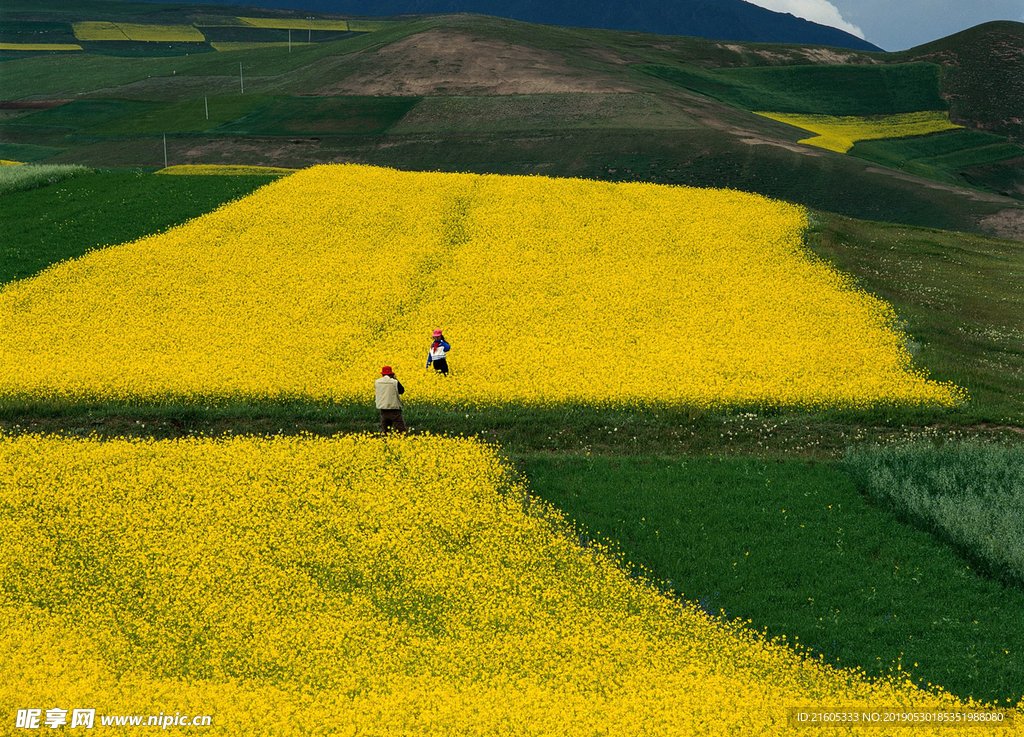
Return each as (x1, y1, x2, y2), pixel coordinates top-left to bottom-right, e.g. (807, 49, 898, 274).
(381, 366, 393, 376)
(432, 329, 443, 337)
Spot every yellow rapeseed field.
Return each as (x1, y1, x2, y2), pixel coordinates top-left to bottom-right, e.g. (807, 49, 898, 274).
(0, 164, 962, 407)
(72, 22, 129, 41)
(236, 16, 352, 31)
(157, 164, 298, 175)
(0, 433, 1015, 735)
(72, 22, 205, 42)
(755, 111, 962, 153)
(0, 43, 82, 51)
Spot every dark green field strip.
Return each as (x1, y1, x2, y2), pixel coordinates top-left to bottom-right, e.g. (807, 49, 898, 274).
(218, 96, 422, 136)
(5, 97, 273, 137)
(0, 141, 65, 161)
(0, 21, 78, 44)
(0, 171, 276, 284)
(66, 95, 424, 137)
(178, 26, 289, 44)
(1, 0, 217, 18)
(850, 129, 1007, 169)
(0, 21, 74, 32)
(850, 132, 1024, 193)
(5, 99, 156, 130)
(0, 52, 192, 98)
(97, 95, 275, 135)
(75, 41, 216, 58)
(639, 62, 947, 116)
(915, 143, 1024, 171)
(520, 454, 1024, 703)
(2, 395, 1020, 463)
(0, 123, 73, 150)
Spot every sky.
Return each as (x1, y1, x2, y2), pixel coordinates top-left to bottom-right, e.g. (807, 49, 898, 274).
(744, 0, 1024, 50)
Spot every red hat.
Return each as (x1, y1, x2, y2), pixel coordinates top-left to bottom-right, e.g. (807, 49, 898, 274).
(381, 366, 393, 375)
(432, 329, 443, 337)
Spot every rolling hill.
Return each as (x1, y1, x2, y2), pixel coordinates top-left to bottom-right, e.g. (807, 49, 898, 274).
(0, 2, 1021, 238)
(128, 0, 882, 50)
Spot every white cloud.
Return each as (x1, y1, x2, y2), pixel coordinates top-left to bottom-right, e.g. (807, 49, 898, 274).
(746, 0, 867, 38)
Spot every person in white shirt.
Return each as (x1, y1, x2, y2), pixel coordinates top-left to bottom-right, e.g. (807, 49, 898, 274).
(426, 329, 451, 375)
(374, 366, 406, 434)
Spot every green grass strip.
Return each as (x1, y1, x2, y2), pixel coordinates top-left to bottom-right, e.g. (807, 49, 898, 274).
(520, 453, 1024, 703)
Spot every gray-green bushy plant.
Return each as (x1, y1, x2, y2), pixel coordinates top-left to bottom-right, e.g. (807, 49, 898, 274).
(845, 441, 1024, 586)
(0, 164, 90, 195)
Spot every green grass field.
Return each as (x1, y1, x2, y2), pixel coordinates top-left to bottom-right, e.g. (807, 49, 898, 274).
(97, 96, 273, 135)
(217, 96, 421, 136)
(520, 454, 1024, 703)
(850, 127, 1024, 191)
(963, 158, 1024, 198)
(10, 98, 156, 130)
(0, 140, 65, 161)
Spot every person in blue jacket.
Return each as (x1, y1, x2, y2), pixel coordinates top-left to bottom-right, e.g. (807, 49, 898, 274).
(426, 329, 451, 375)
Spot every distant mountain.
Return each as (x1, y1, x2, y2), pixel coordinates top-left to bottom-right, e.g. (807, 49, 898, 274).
(141, 0, 883, 51)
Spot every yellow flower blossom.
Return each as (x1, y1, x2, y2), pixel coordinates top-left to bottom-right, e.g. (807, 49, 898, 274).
(0, 433, 1014, 735)
(0, 164, 962, 408)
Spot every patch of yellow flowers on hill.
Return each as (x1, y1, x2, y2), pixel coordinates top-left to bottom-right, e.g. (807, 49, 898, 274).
(755, 111, 961, 153)
(72, 22, 206, 42)
(0, 433, 1015, 735)
(0, 43, 82, 51)
(156, 164, 297, 176)
(0, 164, 962, 407)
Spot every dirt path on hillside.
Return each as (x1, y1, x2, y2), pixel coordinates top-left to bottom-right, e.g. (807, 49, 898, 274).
(316, 28, 636, 96)
(980, 209, 1024, 241)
